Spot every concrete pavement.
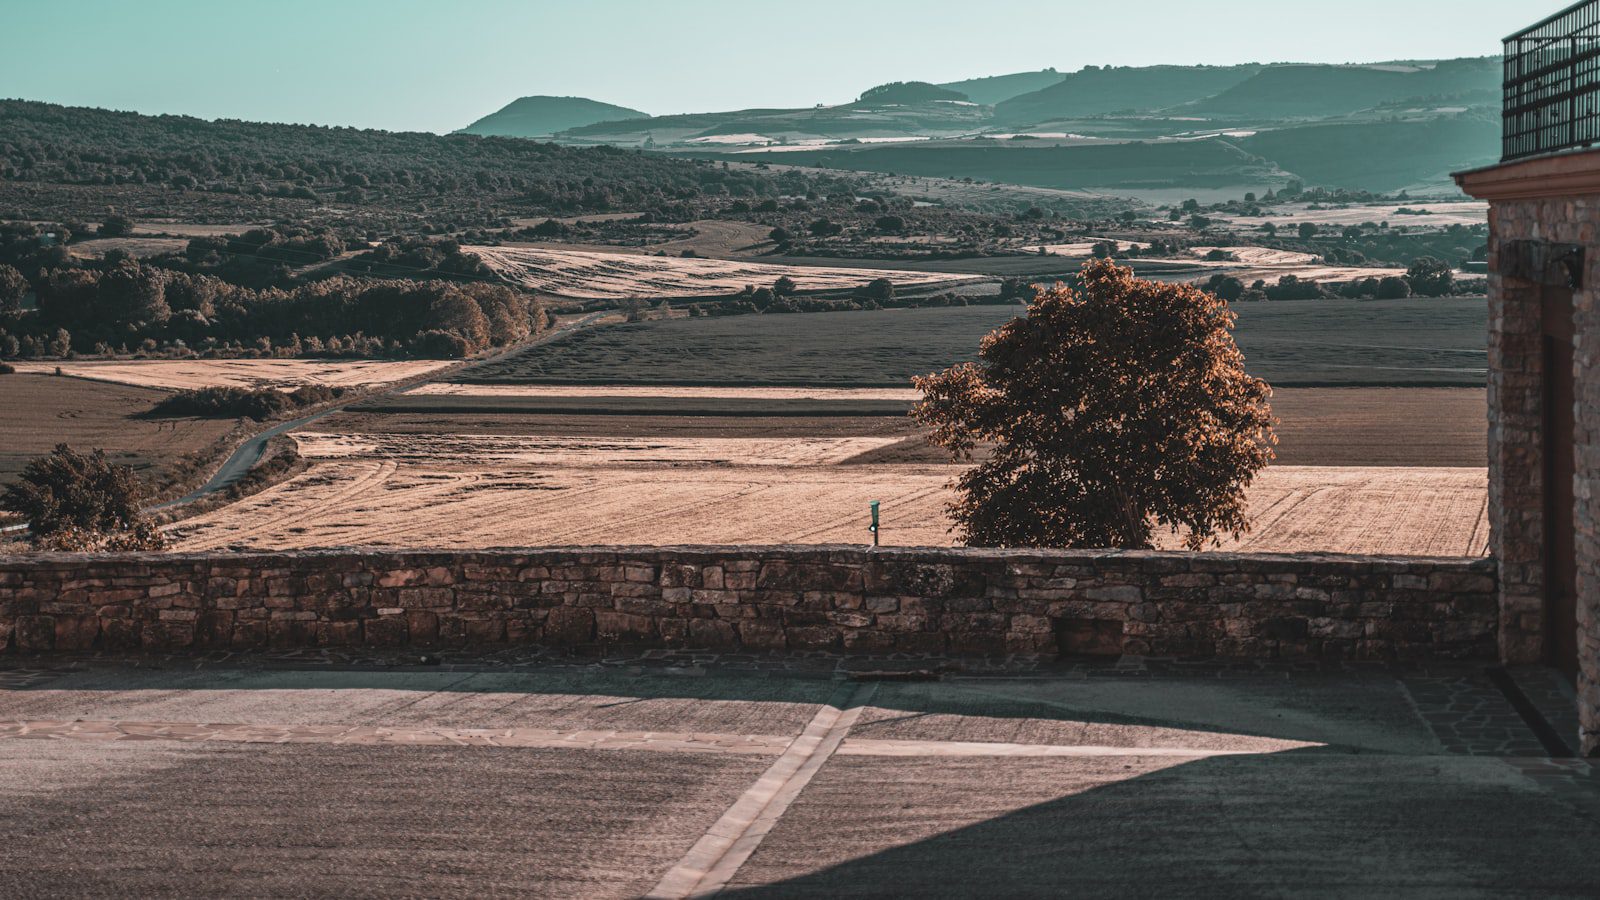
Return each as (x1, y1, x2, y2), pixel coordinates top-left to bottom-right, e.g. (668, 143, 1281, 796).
(0, 658, 1594, 898)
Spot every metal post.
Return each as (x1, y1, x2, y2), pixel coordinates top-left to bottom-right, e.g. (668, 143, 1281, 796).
(868, 501, 880, 548)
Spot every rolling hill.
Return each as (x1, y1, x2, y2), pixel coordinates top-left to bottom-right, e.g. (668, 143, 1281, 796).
(693, 138, 1287, 191)
(1187, 58, 1501, 118)
(458, 96, 648, 138)
(1239, 111, 1500, 191)
(448, 56, 1503, 196)
(993, 64, 1263, 124)
(936, 69, 1065, 105)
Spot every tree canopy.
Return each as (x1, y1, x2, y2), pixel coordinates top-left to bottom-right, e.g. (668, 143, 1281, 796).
(913, 259, 1275, 550)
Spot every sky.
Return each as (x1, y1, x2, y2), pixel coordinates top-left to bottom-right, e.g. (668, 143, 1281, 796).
(1, 0, 1534, 134)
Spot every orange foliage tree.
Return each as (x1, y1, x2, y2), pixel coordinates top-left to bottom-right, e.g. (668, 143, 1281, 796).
(912, 259, 1275, 550)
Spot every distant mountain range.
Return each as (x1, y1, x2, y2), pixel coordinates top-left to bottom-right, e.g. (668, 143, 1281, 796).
(457, 57, 1503, 195)
(457, 96, 647, 138)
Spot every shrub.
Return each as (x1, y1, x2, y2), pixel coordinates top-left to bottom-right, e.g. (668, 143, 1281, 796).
(0, 362, 14, 375)
(0, 263, 27, 311)
(1, 444, 165, 549)
(411, 329, 474, 358)
(98, 214, 136, 238)
(1404, 257, 1454, 297)
(1376, 276, 1412, 299)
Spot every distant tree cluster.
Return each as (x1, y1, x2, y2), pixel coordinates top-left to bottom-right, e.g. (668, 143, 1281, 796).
(0, 257, 547, 360)
(150, 384, 347, 421)
(1199, 255, 1458, 303)
(855, 82, 971, 105)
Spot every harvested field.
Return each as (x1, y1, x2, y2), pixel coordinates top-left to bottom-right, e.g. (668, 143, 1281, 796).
(402, 384, 923, 402)
(1019, 239, 1152, 257)
(1217, 201, 1488, 230)
(1269, 388, 1484, 467)
(466, 245, 983, 300)
(1199, 466, 1486, 556)
(10, 359, 454, 392)
(292, 432, 899, 467)
(372, 387, 1485, 468)
(169, 433, 1487, 555)
(66, 237, 188, 260)
(458, 300, 1486, 387)
(0, 374, 236, 492)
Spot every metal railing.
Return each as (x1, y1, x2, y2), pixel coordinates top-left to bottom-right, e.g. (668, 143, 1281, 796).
(1505, 0, 1600, 160)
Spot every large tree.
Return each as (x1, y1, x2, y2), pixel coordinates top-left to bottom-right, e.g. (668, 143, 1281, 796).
(913, 259, 1275, 550)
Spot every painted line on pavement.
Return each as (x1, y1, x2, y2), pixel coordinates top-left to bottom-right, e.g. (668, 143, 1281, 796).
(646, 683, 878, 899)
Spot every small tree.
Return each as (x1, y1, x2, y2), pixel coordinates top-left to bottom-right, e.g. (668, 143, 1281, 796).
(0, 264, 27, 312)
(99, 214, 136, 238)
(1376, 275, 1412, 299)
(772, 276, 797, 297)
(913, 259, 1274, 550)
(1, 444, 165, 550)
(1404, 257, 1454, 297)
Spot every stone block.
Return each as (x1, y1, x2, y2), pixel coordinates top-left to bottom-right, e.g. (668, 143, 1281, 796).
(364, 615, 409, 647)
(542, 606, 594, 644)
(14, 615, 54, 652)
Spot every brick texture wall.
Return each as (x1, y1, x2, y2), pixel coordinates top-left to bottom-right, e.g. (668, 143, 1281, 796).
(1484, 196, 1600, 756)
(0, 547, 1496, 661)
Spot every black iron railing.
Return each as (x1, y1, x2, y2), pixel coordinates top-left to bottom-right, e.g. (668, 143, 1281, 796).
(1505, 0, 1600, 160)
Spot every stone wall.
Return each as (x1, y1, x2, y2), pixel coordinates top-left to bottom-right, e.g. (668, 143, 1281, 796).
(0, 547, 1497, 661)
(1460, 151, 1600, 756)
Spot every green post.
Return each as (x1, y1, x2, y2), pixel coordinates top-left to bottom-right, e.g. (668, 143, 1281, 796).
(869, 501, 880, 547)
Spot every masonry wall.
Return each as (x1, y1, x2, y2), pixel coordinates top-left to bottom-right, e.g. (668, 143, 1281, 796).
(1485, 194, 1600, 756)
(0, 547, 1497, 661)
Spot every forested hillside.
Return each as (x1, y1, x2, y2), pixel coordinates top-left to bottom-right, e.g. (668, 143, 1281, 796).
(0, 100, 859, 227)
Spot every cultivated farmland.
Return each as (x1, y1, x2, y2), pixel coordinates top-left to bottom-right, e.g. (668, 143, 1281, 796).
(467, 245, 984, 300)
(168, 425, 1486, 556)
(0, 375, 237, 500)
(10, 359, 456, 392)
(457, 299, 1487, 387)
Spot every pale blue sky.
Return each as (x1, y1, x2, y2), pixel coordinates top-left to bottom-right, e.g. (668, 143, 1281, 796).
(0, 0, 1534, 133)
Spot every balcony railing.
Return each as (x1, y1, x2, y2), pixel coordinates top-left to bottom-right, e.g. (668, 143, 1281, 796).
(1506, 0, 1600, 160)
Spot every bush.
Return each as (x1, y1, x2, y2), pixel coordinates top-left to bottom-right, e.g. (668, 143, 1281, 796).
(1, 444, 165, 549)
(0, 362, 14, 375)
(98, 214, 136, 238)
(1376, 276, 1412, 299)
(412, 329, 474, 358)
(1404, 257, 1454, 297)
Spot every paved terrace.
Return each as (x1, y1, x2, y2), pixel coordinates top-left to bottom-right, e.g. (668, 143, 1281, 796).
(1, 651, 1595, 898)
